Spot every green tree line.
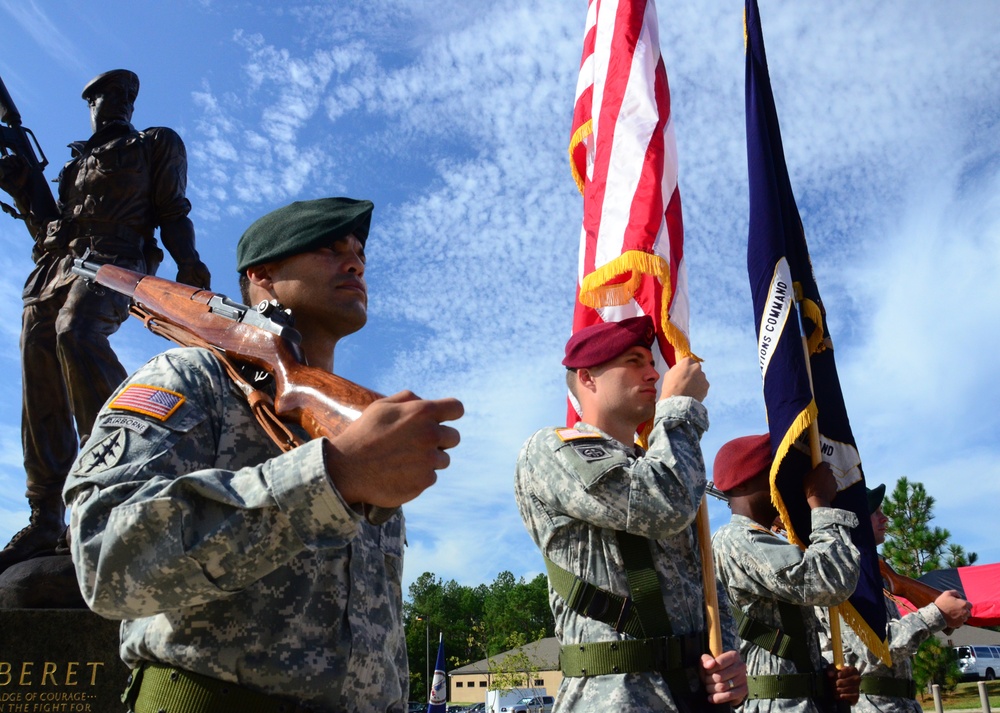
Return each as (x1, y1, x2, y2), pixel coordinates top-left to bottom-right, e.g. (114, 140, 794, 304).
(403, 570, 554, 701)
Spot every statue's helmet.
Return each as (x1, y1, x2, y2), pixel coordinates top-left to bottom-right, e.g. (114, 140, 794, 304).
(81, 69, 139, 103)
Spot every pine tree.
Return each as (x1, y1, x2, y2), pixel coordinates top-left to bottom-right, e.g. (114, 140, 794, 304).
(880, 476, 975, 696)
(881, 476, 976, 577)
(912, 637, 962, 693)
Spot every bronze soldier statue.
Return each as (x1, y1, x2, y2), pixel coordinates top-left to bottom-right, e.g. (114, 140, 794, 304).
(0, 69, 211, 574)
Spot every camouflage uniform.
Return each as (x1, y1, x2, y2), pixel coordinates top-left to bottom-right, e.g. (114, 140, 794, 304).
(819, 597, 944, 713)
(64, 347, 408, 713)
(514, 396, 734, 712)
(711, 510, 859, 713)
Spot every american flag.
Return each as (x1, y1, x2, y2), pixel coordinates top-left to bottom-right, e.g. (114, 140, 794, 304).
(110, 384, 185, 421)
(568, 0, 692, 424)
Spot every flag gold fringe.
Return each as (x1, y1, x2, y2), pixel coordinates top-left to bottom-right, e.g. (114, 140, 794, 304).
(768, 399, 818, 549)
(579, 250, 695, 361)
(838, 598, 893, 666)
(769, 399, 893, 666)
(569, 119, 593, 194)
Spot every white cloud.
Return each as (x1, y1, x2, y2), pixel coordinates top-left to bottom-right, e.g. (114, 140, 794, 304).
(3, 0, 997, 582)
(342, 1, 1000, 580)
(0, 0, 88, 75)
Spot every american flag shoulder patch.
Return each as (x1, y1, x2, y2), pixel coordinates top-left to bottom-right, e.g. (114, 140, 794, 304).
(109, 384, 185, 421)
(555, 428, 601, 442)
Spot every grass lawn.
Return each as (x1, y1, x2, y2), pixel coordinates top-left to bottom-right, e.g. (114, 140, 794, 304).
(919, 680, 1000, 710)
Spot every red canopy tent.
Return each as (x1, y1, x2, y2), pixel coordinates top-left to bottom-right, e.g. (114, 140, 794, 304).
(893, 563, 1000, 628)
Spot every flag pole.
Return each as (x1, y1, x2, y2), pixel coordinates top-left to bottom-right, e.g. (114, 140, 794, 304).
(797, 321, 844, 669)
(696, 497, 723, 656)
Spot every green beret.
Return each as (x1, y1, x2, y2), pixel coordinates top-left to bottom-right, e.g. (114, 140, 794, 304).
(236, 197, 374, 272)
(82, 69, 139, 102)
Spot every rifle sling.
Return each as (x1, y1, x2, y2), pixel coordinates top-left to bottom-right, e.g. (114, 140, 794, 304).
(130, 304, 303, 453)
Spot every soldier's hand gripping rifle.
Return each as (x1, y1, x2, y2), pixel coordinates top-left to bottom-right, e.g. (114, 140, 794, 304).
(71, 257, 397, 523)
(0, 75, 59, 239)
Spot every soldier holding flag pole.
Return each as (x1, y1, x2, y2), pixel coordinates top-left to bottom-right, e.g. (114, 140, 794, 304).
(742, 0, 888, 684)
(515, 318, 746, 712)
(565, 0, 725, 657)
(711, 435, 864, 713)
(514, 0, 746, 711)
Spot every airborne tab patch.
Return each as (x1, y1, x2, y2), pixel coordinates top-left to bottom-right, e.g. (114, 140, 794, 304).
(98, 414, 151, 435)
(110, 384, 185, 421)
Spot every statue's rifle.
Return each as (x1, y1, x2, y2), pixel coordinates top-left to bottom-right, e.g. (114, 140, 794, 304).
(71, 258, 395, 522)
(0, 75, 59, 238)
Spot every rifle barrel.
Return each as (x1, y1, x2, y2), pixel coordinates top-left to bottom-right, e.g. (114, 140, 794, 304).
(0, 75, 23, 125)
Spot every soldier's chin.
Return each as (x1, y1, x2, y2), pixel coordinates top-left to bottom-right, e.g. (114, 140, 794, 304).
(335, 305, 367, 335)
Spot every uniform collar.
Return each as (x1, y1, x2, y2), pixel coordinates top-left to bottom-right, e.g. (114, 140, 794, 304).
(70, 121, 135, 156)
(571, 421, 644, 456)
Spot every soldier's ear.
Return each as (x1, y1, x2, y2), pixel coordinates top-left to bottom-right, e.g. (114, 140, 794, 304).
(576, 367, 598, 393)
(246, 264, 274, 291)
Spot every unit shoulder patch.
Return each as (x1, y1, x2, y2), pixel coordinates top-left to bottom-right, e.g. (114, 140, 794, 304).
(109, 384, 185, 421)
(570, 442, 614, 463)
(78, 428, 127, 474)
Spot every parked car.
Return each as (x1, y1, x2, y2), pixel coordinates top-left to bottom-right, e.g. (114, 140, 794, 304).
(508, 695, 555, 713)
(955, 645, 1000, 680)
(489, 688, 546, 713)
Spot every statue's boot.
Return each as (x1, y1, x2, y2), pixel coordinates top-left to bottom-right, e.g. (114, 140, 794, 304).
(0, 496, 65, 575)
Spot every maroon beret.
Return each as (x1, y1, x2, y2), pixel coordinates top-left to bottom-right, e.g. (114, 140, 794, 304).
(713, 434, 772, 492)
(563, 316, 656, 369)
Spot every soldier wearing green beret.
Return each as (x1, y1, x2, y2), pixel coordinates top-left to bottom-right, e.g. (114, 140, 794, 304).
(66, 197, 464, 713)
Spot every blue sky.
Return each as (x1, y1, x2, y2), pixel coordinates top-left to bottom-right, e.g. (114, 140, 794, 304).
(1, 0, 998, 594)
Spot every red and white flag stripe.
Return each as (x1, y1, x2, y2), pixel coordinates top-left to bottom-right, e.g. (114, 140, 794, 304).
(568, 0, 692, 424)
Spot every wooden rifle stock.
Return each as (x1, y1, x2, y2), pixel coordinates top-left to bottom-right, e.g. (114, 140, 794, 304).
(878, 558, 943, 610)
(79, 261, 382, 441)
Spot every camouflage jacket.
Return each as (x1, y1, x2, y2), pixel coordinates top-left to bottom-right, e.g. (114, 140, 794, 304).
(64, 347, 408, 713)
(819, 595, 944, 713)
(712, 511, 860, 713)
(515, 396, 735, 713)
